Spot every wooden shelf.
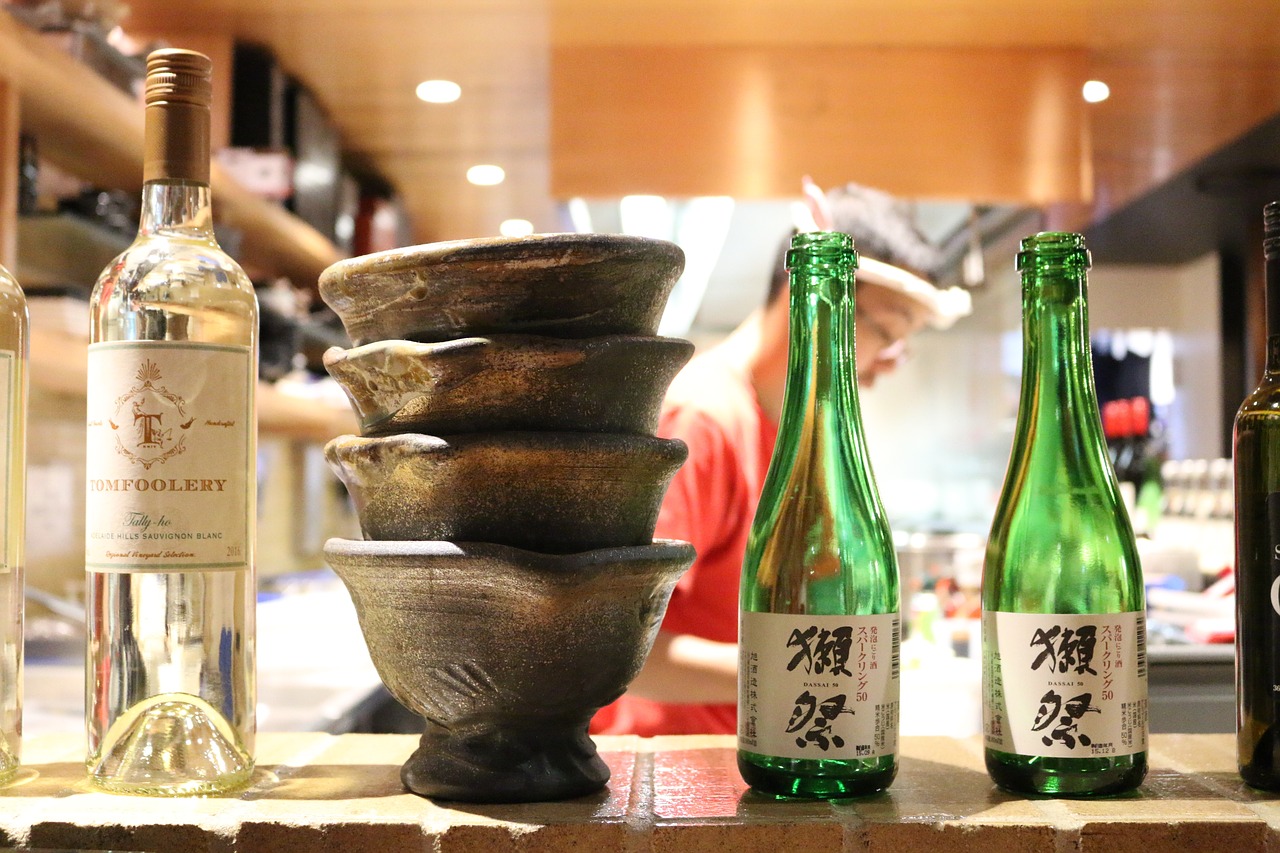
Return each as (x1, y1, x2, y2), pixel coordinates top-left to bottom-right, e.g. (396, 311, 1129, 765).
(0, 14, 355, 442)
(0, 11, 343, 290)
(30, 325, 358, 442)
(258, 376, 358, 445)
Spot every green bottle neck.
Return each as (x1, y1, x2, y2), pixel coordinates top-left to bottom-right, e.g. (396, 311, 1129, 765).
(742, 233, 896, 613)
(1016, 269, 1110, 475)
(777, 266, 864, 452)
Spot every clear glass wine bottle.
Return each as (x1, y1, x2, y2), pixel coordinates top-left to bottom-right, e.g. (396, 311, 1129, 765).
(85, 49, 257, 795)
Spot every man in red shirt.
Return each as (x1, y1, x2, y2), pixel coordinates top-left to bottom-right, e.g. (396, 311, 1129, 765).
(592, 182, 971, 735)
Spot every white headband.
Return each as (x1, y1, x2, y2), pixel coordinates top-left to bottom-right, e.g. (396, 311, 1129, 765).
(857, 255, 972, 330)
(790, 197, 971, 329)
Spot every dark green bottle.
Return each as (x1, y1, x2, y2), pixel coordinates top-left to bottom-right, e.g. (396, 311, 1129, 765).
(737, 231, 900, 799)
(1234, 201, 1280, 790)
(982, 232, 1147, 797)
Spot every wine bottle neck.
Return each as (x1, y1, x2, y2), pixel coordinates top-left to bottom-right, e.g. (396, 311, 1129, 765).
(1266, 255, 1280, 374)
(138, 180, 215, 239)
(139, 84, 215, 240)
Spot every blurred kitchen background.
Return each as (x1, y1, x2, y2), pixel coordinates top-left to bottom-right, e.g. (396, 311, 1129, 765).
(4, 0, 1276, 736)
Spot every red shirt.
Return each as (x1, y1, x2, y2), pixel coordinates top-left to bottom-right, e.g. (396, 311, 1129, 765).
(591, 350, 778, 735)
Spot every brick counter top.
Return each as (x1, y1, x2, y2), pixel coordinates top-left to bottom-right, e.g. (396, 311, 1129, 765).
(0, 733, 1269, 852)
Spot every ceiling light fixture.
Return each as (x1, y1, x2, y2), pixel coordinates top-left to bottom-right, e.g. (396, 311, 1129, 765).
(467, 164, 505, 186)
(416, 79, 461, 103)
(500, 219, 534, 237)
(1082, 80, 1110, 103)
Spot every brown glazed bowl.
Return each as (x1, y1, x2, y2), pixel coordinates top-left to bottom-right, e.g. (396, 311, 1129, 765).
(318, 233, 686, 346)
(323, 537, 696, 802)
(322, 334, 694, 437)
(324, 432, 687, 552)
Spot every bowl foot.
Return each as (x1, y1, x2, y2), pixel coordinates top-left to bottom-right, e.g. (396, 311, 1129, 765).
(402, 719, 610, 803)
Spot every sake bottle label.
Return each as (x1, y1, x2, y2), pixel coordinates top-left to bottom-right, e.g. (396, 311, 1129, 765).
(983, 610, 1148, 758)
(739, 612, 899, 760)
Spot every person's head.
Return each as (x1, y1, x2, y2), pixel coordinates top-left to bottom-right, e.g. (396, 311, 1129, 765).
(767, 182, 970, 387)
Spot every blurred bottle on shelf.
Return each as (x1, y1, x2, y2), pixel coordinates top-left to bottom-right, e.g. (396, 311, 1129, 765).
(1130, 397, 1165, 536)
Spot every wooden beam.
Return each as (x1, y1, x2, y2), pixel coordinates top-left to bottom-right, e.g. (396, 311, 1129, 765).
(552, 44, 1090, 204)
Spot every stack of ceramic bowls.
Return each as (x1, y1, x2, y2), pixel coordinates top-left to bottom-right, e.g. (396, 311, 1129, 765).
(318, 233, 696, 803)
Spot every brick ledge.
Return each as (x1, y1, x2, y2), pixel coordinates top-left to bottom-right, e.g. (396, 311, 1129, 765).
(0, 733, 1270, 852)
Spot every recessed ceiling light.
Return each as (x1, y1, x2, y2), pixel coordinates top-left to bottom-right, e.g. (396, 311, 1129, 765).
(1082, 80, 1110, 103)
(467, 164, 505, 186)
(416, 79, 461, 103)
(499, 219, 534, 237)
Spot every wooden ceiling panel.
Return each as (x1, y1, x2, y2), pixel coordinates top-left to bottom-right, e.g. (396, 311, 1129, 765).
(1087, 0, 1280, 56)
(549, 0, 1093, 48)
(331, 89, 546, 145)
(385, 127, 550, 240)
(1082, 55, 1280, 223)
(552, 45, 1089, 204)
(116, 0, 1280, 245)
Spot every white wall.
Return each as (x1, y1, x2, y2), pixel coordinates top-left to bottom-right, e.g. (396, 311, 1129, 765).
(859, 226, 1024, 533)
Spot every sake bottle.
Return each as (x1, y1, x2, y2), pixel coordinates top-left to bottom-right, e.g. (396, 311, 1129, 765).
(982, 231, 1147, 796)
(1234, 200, 1280, 789)
(737, 231, 900, 798)
(85, 49, 258, 795)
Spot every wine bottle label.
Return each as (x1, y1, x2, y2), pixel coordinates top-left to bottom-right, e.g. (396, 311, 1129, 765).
(738, 612, 899, 760)
(85, 342, 251, 573)
(0, 350, 13, 574)
(983, 610, 1147, 758)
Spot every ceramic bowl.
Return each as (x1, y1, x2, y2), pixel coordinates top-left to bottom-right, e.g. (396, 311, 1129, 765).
(322, 334, 693, 437)
(318, 233, 685, 346)
(324, 431, 687, 552)
(323, 537, 696, 802)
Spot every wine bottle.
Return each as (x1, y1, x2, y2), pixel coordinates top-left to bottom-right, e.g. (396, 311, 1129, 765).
(1235, 200, 1280, 789)
(85, 49, 257, 795)
(737, 231, 900, 799)
(982, 232, 1147, 797)
(0, 264, 25, 785)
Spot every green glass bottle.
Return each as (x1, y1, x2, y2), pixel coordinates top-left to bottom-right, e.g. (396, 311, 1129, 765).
(737, 231, 900, 799)
(982, 232, 1147, 797)
(1234, 200, 1280, 790)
